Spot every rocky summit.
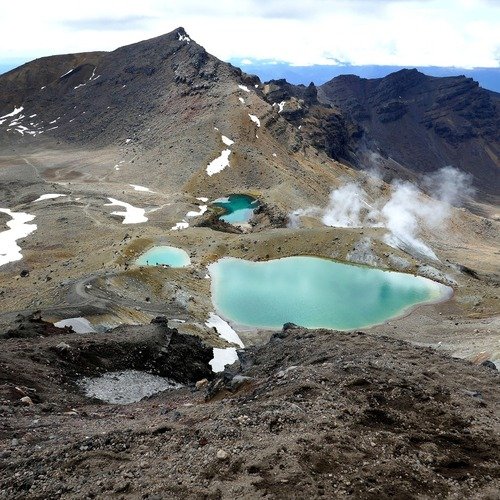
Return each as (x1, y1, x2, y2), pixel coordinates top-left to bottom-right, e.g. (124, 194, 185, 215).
(319, 69, 500, 196)
(0, 28, 498, 499)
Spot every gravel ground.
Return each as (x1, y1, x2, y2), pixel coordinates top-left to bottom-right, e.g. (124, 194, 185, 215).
(1, 325, 498, 499)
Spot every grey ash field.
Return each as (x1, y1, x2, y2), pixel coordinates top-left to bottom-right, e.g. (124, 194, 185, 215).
(0, 28, 499, 499)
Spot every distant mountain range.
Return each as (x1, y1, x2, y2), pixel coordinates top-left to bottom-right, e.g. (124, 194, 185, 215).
(229, 61, 500, 94)
(4, 59, 499, 93)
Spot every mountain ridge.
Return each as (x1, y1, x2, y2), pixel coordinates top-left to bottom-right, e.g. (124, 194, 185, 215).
(0, 29, 498, 199)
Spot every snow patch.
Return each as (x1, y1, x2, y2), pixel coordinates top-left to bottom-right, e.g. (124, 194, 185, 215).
(0, 106, 23, 120)
(248, 114, 261, 127)
(238, 97, 245, 104)
(178, 32, 191, 43)
(206, 313, 244, 373)
(186, 205, 208, 217)
(221, 135, 234, 146)
(129, 184, 153, 193)
(171, 221, 189, 231)
(105, 198, 147, 224)
(206, 149, 231, 176)
(347, 237, 382, 267)
(417, 264, 458, 287)
(0, 208, 37, 267)
(54, 317, 96, 333)
(210, 348, 238, 373)
(78, 370, 182, 404)
(196, 197, 209, 202)
(238, 84, 250, 93)
(206, 313, 244, 347)
(33, 194, 67, 202)
(60, 68, 76, 78)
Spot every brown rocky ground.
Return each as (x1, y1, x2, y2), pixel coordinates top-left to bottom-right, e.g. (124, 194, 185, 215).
(0, 324, 498, 499)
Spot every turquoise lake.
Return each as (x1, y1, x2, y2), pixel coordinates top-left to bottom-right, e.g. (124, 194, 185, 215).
(136, 246, 191, 267)
(212, 194, 260, 223)
(209, 256, 451, 330)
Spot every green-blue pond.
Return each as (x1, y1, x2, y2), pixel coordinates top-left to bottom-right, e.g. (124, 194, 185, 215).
(136, 246, 190, 267)
(209, 256, 451, 330)
(212, 194, 260, 223)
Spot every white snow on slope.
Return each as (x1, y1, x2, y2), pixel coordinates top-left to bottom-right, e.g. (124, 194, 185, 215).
(114, 160, 125, 171)
(54, 317, 96, 333)
(221, 135, 234, 146)
(206, 313, 244, 373)
(206, 149, 231, 176)
(171, 221, 189, 231)
(0, 106, 46, 136)
(238, 84, 250, 92)
(0, 208, 37, 267)
(238, 97, 245, 104)
(60, 68, 75, 78)
(248, 114, 261, 127)
(88, 68, 100, 82)
(34, 194, 67, 202)
(206, 313, 244, 347)
(178, 32, 191, 43)
(186, 205, 208, 217)
(196, 197, 209, 202)
(78, 370, 182, 404)
(0, 106, 23, 124)
(129, 184, 153, 193)
(211, 348, 238, 373)
(105, 198, 147, 224)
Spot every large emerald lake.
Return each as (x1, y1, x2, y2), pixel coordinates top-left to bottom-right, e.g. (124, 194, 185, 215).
(209, 256, 451, 330)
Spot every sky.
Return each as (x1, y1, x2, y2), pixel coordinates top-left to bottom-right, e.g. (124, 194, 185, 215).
(1, 0, 499, 69)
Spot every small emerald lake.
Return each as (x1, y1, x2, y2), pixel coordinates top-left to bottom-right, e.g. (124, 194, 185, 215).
(209, 256, 452, 330)
(212, 194, 259, 224)
(136, 246, 191, 267)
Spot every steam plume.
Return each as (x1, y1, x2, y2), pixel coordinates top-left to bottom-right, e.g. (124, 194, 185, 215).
(290, 166, 476, 261)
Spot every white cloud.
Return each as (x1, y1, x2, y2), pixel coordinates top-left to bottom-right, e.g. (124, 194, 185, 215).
(0, 0, 498, 68)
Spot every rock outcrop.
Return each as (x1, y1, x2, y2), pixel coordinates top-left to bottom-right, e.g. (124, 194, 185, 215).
(319, 69, 500, 196)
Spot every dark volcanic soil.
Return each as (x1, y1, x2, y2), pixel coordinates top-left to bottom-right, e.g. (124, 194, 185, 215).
(1, 324, 498, 499)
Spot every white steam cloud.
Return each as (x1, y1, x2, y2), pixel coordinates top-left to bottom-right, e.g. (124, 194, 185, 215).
(381, 181, 441, 261)
(421, 165, 475, 206)
(289, 166, 474, 262)
(322, 184, 366, 228)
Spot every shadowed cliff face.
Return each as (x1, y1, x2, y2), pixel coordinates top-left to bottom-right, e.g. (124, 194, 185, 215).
(260, 79, 360, 162)
(318, 69, 500, 196)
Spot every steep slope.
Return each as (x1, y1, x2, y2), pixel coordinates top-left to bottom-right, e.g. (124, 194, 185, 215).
(318, 69, 500, 197)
